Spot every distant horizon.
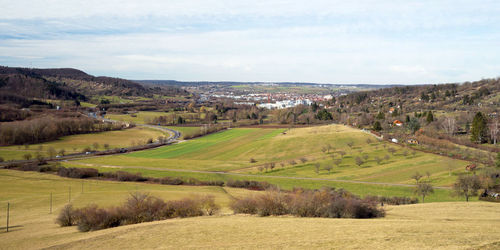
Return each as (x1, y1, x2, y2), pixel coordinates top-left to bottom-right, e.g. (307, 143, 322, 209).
(2, 64, 495, 86)
(1, 1, 499, 84)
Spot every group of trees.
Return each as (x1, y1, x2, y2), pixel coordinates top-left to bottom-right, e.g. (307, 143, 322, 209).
(0, 116, 125, 145)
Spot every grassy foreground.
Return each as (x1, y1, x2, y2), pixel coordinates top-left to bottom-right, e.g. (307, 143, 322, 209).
(0, 169, 497, 249)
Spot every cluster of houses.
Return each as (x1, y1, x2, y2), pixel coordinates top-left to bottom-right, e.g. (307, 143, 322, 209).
(257, 99, 314, 109)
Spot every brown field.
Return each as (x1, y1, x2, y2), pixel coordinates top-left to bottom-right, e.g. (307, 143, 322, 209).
(1, 170, 499, 249)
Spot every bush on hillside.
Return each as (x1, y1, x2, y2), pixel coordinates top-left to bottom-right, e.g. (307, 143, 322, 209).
(57, 193, 219, 232)
(230, 187, 385, 219)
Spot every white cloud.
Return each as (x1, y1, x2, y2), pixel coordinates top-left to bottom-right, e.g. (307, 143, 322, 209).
(1, 0, 500, 83)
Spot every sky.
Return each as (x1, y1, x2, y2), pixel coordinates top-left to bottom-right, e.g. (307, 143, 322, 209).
(1, 0, 500, 84)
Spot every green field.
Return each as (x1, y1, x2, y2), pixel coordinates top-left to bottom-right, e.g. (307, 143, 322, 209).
(65, 125, 472, 201)
(0, 127, 165, 161)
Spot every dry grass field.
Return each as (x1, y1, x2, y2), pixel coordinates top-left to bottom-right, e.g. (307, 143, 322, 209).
(1, 170, 499, 249)
(0, 127, 165, 161)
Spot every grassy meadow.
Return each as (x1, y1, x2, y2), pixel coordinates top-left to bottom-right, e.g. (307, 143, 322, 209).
(0, 170, 497, 249)
(0, 127, 165, 161)
(64, 124, 472, 201)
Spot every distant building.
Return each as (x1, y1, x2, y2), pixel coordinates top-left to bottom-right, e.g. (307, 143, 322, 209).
(393, 120, 403, 127)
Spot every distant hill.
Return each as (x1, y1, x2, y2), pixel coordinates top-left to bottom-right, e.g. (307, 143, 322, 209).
(137, 79, 400, 89)
(0, 66, 188, 98)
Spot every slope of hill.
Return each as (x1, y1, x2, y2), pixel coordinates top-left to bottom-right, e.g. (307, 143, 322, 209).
(0, 66, 188, 98)
(339, 78, 500, 112)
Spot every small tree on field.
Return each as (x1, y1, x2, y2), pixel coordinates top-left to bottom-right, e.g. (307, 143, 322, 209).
(93, 142, 99, 150)
(384, 154, 390, 162)
(280, 163, 285, 168)
(415, 182, 434, 203)
(314, 163, 320, 174)
(326, 144, 333, 153)
(375, 156, 382, 165)
(24, 153, 32, 160)
(347, 141, 354, 149)
(250, 158, 257, 163)
(402, 150, 409, 157)
(425, 171, 431, 180)
(388, 148, 397, 155)
(363, 154, 369, 161)
(412, 172, 423, 183)
(334, 159, 342, 168)
(270, 162, 276, 171)
(300, 157, 308, 164)
(366, 138, 373, 144)
(104, 144, 110, 150)
(258, 166, 264, 172)
(48, 147, 56, 159)
(321, 146, 327, 154)
(324, 165, 333, 174)
(355, 156, 364, 167)
(338, 151, 346, 159)
(411, 150, 417, 157)
(453, 174, 481, 202)
(58, 149, 66, 156)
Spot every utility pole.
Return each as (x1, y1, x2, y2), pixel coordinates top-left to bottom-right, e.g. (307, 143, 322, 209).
(50, 193, 53, 214)
(6, 203, 10, 232)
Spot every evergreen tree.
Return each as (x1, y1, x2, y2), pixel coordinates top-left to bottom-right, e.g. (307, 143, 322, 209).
(376, 111, 385, 120)
(426, 111, 434, 124)
(470, 112, 488, 143)
(373, 121, 382, 131)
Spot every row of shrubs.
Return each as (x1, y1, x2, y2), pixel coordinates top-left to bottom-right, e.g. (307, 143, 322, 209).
(225, 179, 276, 191)
(57, 193, 219, 232)
(4, 163, 272, 189)
(364, 195, 419, 205)
(230, 187, 385, 218)
(183, 125, 228, 140)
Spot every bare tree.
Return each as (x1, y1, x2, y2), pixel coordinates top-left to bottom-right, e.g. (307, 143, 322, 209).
(338, 151, 346, 158)
(258, 166, 264, 172)
(363, 154, 369, 161)
(92, 142, 99, 150)
(375, 156, 382, 164)
(270, 162, 276, 171)
(414, 183, 434, 203)
(321, 146, 327, 154)
(280, 162, 285, 168)
(324, 165, 333, 173)
(388, 148, 397, 155)
(314, 163, 320, 174)
(412, 172, 423, 183)
(489, 118, 499, 145)
(23, 153, 32, 160)
(355, 157, 364, 167)
(300, 157, 308, 164)
(441, 117, 457, 136)
(384, 154, 390, 162)
(48, 147, 56, 159)
(58, 149, 65, 156)
(347, 141, 354, 149)
(453, 174, 481, 202)
(334, 159, 342, 168)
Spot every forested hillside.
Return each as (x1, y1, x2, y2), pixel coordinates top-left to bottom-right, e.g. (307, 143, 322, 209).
(0, 66, 188, 97)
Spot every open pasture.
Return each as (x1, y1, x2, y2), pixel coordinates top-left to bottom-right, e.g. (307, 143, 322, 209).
(67, 125, 471, 200)
(0, 127, 165, 161)
(0, 169, 496, 249)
